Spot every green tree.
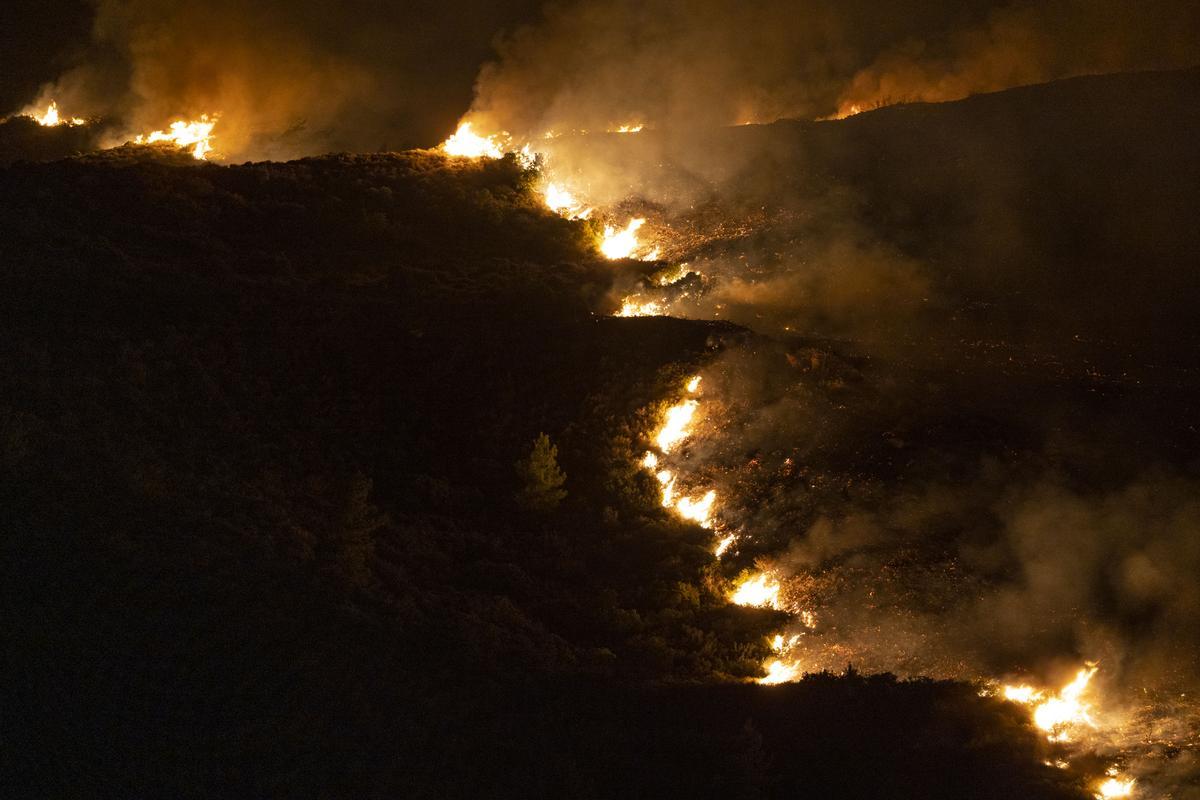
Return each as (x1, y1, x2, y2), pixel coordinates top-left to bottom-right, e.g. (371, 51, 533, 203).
(516, 432, 567, 512)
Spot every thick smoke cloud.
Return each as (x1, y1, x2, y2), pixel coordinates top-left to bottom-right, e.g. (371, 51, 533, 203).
(464, 0, 1200, 139)
(836, 0, 1200, 116)
(18, 0, 546, 160)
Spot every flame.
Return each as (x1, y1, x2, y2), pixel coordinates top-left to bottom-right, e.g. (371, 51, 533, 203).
(730, 572, 782, 609)
(714, 533, 736, 557)
(759, 659, 802, 685)
(1002, 665, 1099, 742)
(1095, 777, 1135, 799)
(542, 182, 592, 219)
(657, 469, 676, 507)
(543, 183, 579, 213)
(616, 297, 664, 317)
(686, 376, 702, 393)
(655, 398, 698, 453)
(134, 116, 216, 160)
(32, 101, 84, 127)
(599, 218, 646, 259)
(612, 124, 644, 133)
(1003, 685, 1044, 704)
(675, 489, 716, 528)
(440, 121, 506, 159)
(1033, 666, 1097, 740)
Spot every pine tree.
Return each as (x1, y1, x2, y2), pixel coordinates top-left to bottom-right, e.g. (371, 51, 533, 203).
(515, 432, 567, 512)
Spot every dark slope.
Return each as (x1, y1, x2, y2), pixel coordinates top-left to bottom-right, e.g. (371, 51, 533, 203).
(0, 149, 1086, 798)
(558, 67, 1200, 371)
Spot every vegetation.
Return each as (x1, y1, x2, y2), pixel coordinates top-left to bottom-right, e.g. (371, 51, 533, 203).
(0, 147, 1082, 798)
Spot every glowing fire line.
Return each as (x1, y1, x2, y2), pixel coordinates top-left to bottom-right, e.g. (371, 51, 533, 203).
(134, 116, 216, 160)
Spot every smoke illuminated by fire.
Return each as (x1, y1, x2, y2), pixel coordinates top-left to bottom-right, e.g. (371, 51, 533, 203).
(134, 116, 217, 160)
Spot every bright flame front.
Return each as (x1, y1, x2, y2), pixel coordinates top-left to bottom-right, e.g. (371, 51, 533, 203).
(32, 101, 84, 127)
(135, 116, 216, 160)
(1001, 665, 1099, 742)
(1095, 777, 1135, 799)
(599, 218, 645, 259)
(440, 122, 506, 159)
(730, 572, 782, 609)
(655, 398, 697, 453)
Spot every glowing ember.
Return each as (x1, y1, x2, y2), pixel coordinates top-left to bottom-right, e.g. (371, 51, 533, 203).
(440, 121, 506, 159)
(616, 297, 664, 317)
(730, 572, 782, 609)
(599, 218, 646, 259)
(655, 399, 697, 453)
(32, 101, 84, 127)
(759, 659, 801, 685)
(1095, 777, 1135, 799)
(135, 116, 216, 159)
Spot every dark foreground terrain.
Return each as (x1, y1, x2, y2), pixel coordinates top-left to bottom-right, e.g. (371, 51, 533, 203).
(8, 70, 1199, 797)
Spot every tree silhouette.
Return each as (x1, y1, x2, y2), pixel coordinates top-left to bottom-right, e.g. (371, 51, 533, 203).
(516, 432, 567, 512)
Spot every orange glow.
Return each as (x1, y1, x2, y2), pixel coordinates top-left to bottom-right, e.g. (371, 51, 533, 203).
(134, 116, 216, 159)
(1095, 777, 1135, 799)
(1001, 665, 1099, 742)
(759, 659, 801, 685)
(599, 218, 648, 259)
(655, 398, 697, 453)
(32, 101, 84, 127)
(440, 121, 506, 159)
(730, 572, 782, 609)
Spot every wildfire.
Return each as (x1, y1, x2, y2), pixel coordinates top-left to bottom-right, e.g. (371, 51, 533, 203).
(1001, 665, 1099, 742)
(543, 182, 592, 218)
(134, 116, 216, 160)
(759, 659, 802, 685)
(1095, 776, 1135, 799)
(599, 218, 646, 259)
(675, 489, 717, 528)
(440, 121, 506, 159)
(612, 124, 644, 133)
(655, 398, 698, 453)
(730, 572, 782, 609)
(32, 101, 85, 127)
(714, 533, 736, 557)
(617, 297, 664, 317)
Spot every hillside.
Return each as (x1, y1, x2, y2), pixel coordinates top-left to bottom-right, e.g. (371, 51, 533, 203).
(0, 143, 1096, 797)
